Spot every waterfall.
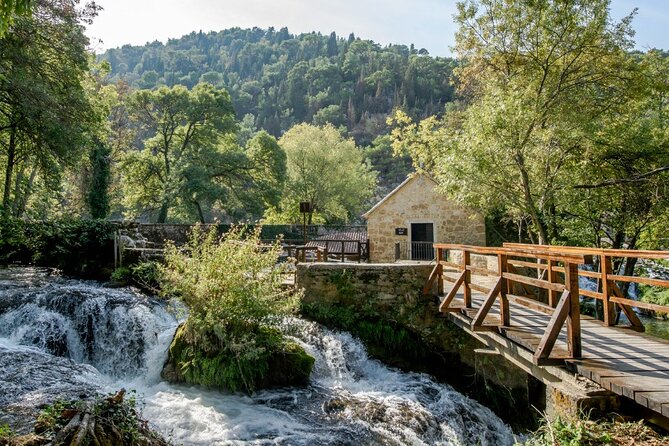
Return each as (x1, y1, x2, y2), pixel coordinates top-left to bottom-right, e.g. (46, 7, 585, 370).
(0, 267, 514, 445)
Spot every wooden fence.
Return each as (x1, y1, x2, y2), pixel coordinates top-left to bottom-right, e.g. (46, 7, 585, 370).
(423, 243, 669, 365)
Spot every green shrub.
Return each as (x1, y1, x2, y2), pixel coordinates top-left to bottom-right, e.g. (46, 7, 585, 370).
(161, 225, 310, 392)
(639, 284, 669, 308)
(0, 423, 13, 440)
(519, 415, 668, 446)
(0, 217, 116, 278)
(130, 261, 162, 293)
(111, 262, 163, 293)
(111, 266, 132, 284)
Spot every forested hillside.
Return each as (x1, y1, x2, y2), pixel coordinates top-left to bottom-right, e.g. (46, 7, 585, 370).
(100, 27, 455, 146)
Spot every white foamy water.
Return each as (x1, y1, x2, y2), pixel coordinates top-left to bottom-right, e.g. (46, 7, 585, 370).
(0, 267, 514, 445)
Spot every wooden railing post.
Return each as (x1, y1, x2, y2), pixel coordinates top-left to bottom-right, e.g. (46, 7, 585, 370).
(499, 254, 510, 326)
(602, 254, 613, 326)
(463, 249, 471, 308)
(547, 259, 558, 307)
(565, 262, 582, 358)
(437, 247, 444, 295)
(341, 241, 345, 263)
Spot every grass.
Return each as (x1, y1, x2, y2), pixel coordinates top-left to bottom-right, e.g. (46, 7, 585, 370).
(519, 415, 669, 446)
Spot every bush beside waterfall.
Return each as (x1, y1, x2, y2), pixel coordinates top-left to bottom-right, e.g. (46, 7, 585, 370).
(159, 226, 313, 392)
(0, 217, 116, 279)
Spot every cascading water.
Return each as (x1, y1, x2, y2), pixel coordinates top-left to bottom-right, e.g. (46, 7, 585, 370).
(0, 267, 515, 445)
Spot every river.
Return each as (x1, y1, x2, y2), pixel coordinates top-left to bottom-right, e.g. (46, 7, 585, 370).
(0, 267, 514, 445)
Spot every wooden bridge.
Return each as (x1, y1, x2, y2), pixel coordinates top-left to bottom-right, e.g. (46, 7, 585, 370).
(423, 243, 669, 421)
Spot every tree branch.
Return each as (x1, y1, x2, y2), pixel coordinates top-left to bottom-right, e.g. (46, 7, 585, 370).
(574, 165, 669, 189)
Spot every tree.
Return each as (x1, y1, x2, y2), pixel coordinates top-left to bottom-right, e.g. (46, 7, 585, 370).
(267, 123, 377, 224)
(87, 139, 111, 219)
(246, 131, 287, 211)
(122, 83, 237, 222)
(0, 0, 31, 36)
(566, 50, 669, 252)
(392, 0, 638, 245)
(0, 0, 100, 217)
(363, 135, 413, 198)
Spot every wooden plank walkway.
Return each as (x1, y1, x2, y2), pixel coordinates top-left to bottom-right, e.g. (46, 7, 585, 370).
(441, 269, 669, 419)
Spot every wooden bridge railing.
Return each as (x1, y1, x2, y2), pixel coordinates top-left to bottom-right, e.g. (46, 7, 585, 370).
(423, 243, 593, 365)
(424, 243, 669, 365)
(502, 243, 669, 330)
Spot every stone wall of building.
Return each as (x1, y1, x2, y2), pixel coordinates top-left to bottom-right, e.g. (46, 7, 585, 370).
(365, 175, 486, 263)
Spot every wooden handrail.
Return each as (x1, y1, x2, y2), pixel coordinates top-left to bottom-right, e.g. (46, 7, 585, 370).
(502, 243, 669, 320)
(502, 242, 669, 260)
(434, 243, 591, 264)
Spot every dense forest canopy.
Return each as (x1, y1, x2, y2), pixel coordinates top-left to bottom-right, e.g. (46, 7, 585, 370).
(99, 27, 456, 146)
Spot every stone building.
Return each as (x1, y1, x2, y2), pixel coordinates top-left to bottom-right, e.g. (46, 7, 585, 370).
(363, 173, 486, 263)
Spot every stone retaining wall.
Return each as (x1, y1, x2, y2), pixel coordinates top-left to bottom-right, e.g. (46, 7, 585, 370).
(297, 262, 434, 305)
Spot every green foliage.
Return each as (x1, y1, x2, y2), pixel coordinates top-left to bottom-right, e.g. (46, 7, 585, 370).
(0, 423, 12, 440)
(638, 284, 669, 308)
(161, 225, 311, 392)
(35, 399, 73, 438)
(100, 27, 456, 146)
(34, 391, 167, 445)
(0, 217, 116, 278)
(169, 323, 313, 392)
(0, 0, 31, 36)
(111, 266, 132, 284)
(87, 141, 112, 219)
(0, 1, 102, 218)
(362, 135, 413, 198)
(391, 0, 669, 249)
(122, 83, 239, 223)
(111, 262, 163, 293)
(266, 123, 377, 224)
(246, 131, 287, 210)
(130, 261, 163, 292)
(519, 416, 668, 446)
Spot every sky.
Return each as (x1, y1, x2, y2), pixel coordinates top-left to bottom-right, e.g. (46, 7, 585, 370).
(85, 0, 669, 56)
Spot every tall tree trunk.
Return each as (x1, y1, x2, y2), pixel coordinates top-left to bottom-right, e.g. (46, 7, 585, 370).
(194, 200, 205, 223)
(2, 126, 17, 213)
(516, 153, 548, 244)
(14, 164, 37, 218)
(157, 201, 169, 223)
(11, 163, 24, 217)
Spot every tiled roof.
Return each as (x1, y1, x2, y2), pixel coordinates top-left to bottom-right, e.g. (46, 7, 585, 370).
(306, 230, 368, 254)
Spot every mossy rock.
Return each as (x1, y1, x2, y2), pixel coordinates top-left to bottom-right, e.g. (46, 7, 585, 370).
(162, 323, 314, 392)
(262, 341, 314, 388)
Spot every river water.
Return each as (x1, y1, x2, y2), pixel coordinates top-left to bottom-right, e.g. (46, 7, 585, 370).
(0, 267, 514, 445)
